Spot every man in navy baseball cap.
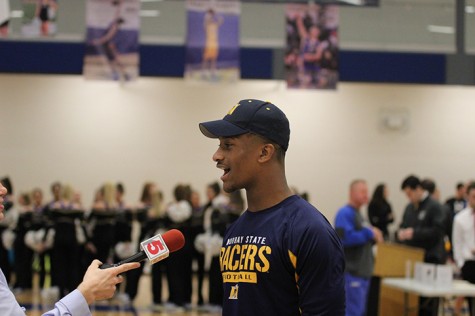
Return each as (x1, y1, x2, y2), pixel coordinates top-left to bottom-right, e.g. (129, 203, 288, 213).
(199, 99, 290, 151)
(198, 100, 346, 316)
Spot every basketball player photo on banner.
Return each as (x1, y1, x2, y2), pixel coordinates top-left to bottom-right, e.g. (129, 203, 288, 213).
(0, 0, 10, 37)
(83, 0, 139, 82)
(184, 0, 240, 83)
(285, 3, 339, 90)
(21, 0, 58, 37)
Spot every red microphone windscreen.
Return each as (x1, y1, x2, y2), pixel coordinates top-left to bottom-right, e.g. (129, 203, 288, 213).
(162, 229, 185, 253)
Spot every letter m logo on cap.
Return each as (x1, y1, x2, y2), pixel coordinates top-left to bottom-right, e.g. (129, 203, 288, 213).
(141, 234, 170, 264)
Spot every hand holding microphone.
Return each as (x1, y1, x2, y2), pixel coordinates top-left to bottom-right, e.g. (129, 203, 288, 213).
(100, 229, 185, 269)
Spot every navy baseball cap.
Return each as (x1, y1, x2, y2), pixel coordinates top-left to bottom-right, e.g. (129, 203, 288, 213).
(199, 99, 290, 151)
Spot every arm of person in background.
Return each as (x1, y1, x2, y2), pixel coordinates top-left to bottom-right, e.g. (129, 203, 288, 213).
(335, 207, 377, 247)
(41, 260, 139, 316)
(451, 215, 464, 269)
(411, 204, 446, 242)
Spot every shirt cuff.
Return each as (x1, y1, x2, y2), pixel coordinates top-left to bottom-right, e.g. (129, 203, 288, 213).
(58, 289, 91, 315)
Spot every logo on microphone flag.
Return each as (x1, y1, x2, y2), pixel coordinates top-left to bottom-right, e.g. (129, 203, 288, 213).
(141, 234, 170, 264)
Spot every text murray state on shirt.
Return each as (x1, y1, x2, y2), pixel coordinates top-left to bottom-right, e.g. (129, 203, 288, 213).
(221, 235, 271, 283)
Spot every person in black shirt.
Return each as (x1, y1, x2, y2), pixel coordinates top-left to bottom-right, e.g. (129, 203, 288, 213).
(397, 175, 446, 316)
(367, 183, 394, 240)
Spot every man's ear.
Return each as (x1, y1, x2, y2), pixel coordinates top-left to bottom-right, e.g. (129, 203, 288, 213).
(258, 143, 276, 163)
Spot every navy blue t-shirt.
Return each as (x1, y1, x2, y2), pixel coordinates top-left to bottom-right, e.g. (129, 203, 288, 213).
(220, 195, 345, 316)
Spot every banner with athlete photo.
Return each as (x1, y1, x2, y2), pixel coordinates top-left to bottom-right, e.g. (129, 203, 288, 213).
(0, 0, 9, 37)
(184, 0, 240, 83)
(21, 0, 58, 37)
(285, 3, 339, 90)
(83, 0, 140, 82)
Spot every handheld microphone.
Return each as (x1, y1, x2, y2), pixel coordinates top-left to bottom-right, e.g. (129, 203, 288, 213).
(99, 229, 185, 269)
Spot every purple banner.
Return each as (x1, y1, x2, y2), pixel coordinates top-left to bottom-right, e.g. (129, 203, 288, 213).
(185, 0, 240, 83)
(285, 3, 339, 89)
(83, 0, 140, 82)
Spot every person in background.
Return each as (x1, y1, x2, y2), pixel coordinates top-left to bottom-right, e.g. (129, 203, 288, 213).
(199, 98, 346, 316)
(367, 183, 394, 240)
(445, 181, 469, 315)
(452, 181, 475, 314)
(47, 184, 86, 297)
(148, 188, 167, 312)
(397, 175, 446, 316)
(195, 181, 230, 313)
(13, 192, 34, 292)
(445, 182, 468, 255)
(0, 180, 140, 315)
(446, 182, 468, 217)
(335, 179, 383, 316)
(87, 183, 118, 264)
(189, 189, 205, 307)
(30, 188, 48, 290)
(125, 181, 157, 304)
(163, 184, 193, 312)
(0, 177, 14, 283)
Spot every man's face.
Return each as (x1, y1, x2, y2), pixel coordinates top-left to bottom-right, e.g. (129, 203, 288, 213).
(457, 186, 466, 199)
(404, 187, 420, 204)
(0, 182, 7, 221)
(350, 182, 369, 208)
(467, 188, 475, 209)
(212, 133, 263, 193)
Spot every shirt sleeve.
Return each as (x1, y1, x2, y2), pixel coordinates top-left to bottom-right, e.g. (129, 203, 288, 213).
(335, 207, 374, 247)
(42, 289, 91, 316)
(452, 214, 465, 268)
(289, 212, 346, 315)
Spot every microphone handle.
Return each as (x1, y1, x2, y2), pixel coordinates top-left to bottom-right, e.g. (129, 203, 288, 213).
(99, 251, 147, 269)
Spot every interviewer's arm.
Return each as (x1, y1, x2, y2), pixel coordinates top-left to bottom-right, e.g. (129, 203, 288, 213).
(42, 260, 140, 316)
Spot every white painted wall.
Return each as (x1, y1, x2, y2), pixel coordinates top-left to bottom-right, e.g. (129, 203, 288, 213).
(1, 74, 474, 235)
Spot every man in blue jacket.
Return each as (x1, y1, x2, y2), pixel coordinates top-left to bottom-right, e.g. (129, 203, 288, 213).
(335, 179, 383, 316)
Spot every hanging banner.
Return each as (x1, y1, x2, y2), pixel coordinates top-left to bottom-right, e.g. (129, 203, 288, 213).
(21, 0, 58, 37)
(0, 0, 9, 37)
(241, 0, 378, 6)
(83, 0, 140, 82)
(285, 3, 339, 90)
(185, 0, 240, 83)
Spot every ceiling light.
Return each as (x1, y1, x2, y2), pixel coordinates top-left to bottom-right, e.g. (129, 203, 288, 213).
(338, 0, 364, 5)
(10, 10, 24, 18)
(427, 25, 454, 34)
(466, 5, 475, 14)
(140, 10, 160, 17)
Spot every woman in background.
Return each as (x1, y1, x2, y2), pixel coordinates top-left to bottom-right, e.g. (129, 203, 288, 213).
(368, 183, 394, 240)
(87, 183, 118, 264)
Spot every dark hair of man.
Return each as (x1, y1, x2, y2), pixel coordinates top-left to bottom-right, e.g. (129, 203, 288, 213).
(174, 184, 191, 202)
(421, 179, 436, 195)
(456, 182, 465, 190)
(209, 182, 221, 196)
(250, 133, 286, 164)
(466, 182, 475, 195)
(116, 183, 125, 195)
(50, 181, 61, 193)
(401, 175, 421, 190)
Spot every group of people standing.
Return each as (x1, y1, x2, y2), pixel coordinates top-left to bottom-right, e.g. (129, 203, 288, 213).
(0, 177, 244, 312)
(335, 175, 475, 316)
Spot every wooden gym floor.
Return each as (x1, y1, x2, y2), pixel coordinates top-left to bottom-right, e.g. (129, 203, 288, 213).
(13, 271, 221, 316)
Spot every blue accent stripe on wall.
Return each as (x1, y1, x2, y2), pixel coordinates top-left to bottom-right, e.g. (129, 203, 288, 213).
(0, 41, 446, 84)
(339, 51, 446, 84)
